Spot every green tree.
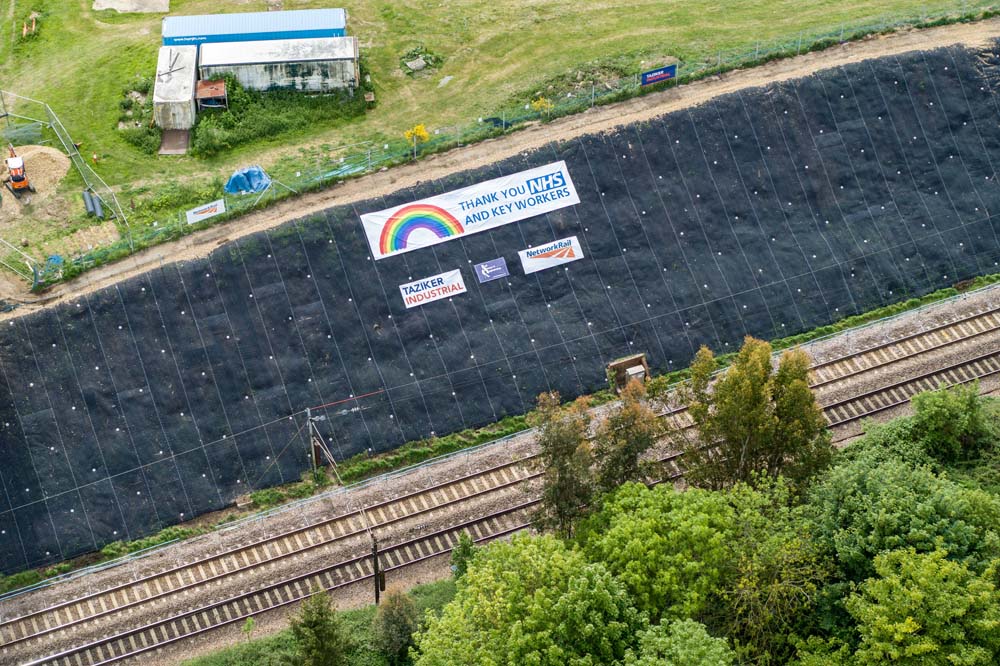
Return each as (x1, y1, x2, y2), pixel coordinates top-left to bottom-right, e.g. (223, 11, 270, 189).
(581, 482, 735, 621)
(846, 548, 1000, 665)
(286, 590, 350, 666)
(911, 382, 991, 463)
(712, 478, 829, 665)
(530, 392, 594, 537)
(807, 457, 1000, 583)
(677, 338, 830, 490)
(412, 534, 643, 666)
(374, 590, 420, 666)
(594, 380, 662, 495)
(625, 619, 736, 666)
(450, 531, 476, 579)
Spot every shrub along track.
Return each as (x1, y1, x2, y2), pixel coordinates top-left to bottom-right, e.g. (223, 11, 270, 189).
(3, 17, 1000, 315)
(8, 295, 1000, 665)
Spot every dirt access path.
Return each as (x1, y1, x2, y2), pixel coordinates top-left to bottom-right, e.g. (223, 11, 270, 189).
(4, 17, 1000, 319)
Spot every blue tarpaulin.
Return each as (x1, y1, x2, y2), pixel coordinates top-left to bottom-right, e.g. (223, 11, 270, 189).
(225, 166, 272, 195)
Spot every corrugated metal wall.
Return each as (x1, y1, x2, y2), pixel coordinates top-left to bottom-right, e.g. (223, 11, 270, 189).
(200, 60, 357, 92)
(153, 100, 196, 130)
(162, 9, 346, 45)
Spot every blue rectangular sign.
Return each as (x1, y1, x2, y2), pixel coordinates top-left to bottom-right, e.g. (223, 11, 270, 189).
(474, 257, 509, 283)
(641, 64, 677, 86)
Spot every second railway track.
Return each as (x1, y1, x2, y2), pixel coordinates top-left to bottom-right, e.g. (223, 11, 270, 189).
(9, 298, 1000, 665)
(0, 458, 540, 648)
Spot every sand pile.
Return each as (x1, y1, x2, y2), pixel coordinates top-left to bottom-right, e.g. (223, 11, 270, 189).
(0, 145, 71, 224)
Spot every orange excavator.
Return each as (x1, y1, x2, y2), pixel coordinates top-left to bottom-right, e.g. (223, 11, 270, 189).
(3, 144, 35, 199)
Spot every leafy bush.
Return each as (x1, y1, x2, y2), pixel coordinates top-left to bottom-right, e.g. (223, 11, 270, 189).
(399, 45, 443, 75)
(190, 76, 365, 158)
(837, 417, 934, 469)
(0, 569, 44, 595)
(845, 549, 1000, 666)
(912, 382, 993, 463)
(288, 591, 351, 666)
(413, 534, 643, 666)
(250, 488, 286, 509)
(625, 619, 735, 666)
(119, 125, 161, 155)
(373, 590, 419, 666)
(807, 458, 1000, 582)
(116, 77, 160, 155)
(449, 531, 476, 580)
(403, 124, 430, 144)
(285, 481, 315, 500)
(337, 415, 528, 484)
(580, 482, 736, 621)
(99, 524, 203, 560)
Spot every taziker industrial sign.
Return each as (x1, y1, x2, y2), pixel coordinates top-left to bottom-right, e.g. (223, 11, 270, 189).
(518, 236, 584, 274)
(398, 270, 467, 308)
(641, 64, 677, 86)
(360, 161, 580, 260)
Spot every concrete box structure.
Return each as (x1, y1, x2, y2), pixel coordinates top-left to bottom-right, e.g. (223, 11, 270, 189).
(152, 46, 198, 130)
(162, 8, 346, 46)
(198, 37, 359, 92)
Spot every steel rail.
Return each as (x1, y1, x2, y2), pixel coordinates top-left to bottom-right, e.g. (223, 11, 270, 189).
(1, 455, 539, 645)
(13, 307, 1000, 661)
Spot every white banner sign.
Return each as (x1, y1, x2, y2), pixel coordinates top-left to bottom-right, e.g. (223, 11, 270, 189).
(361, 161, 580, 260)
(399, 270, 467, 308)
(185, 199, 227, 225)
(518, 236, 584, 274)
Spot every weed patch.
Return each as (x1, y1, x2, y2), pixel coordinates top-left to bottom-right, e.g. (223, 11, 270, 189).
(190, 76, 365, 158)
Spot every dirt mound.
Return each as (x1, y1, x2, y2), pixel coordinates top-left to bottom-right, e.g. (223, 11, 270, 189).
(0, 145, 71, 226)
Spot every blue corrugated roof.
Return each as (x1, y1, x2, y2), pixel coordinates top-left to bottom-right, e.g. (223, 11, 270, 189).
(163, 9, 346, 43)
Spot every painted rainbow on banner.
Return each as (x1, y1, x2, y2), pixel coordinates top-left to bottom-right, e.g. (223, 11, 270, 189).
(379, 204, 464, 255)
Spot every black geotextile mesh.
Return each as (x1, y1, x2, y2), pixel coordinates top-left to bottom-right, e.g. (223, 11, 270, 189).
(3, 45, 1000, 572)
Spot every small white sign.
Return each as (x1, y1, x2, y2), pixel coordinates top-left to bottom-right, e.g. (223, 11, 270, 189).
(399, 270, 467, 308)
(518, 236, 584, 274)
(185, 199, 227, 225)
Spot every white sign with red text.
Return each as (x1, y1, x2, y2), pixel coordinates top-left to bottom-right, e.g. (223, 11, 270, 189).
(399, 270, 467, 308)
(518, 236, 584, 274)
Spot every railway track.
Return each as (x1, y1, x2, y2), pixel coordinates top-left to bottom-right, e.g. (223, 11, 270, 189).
(26, 503, 537, 666)
(809, 303, 1000, 388)
(9, 301, 1000, 665)
(824, 349, 1000, 427)
(1, 458, 540, 648)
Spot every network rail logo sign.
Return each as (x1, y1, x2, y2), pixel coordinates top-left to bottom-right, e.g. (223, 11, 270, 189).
(518, 236, 584, 274)
(360, 162, 580, 260)
(185, 199, 227, 225)
(399, 270, 467, 308)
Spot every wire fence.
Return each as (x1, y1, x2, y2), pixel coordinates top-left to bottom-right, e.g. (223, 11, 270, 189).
(2, 1, 998, 288)
(0, 89, 132, 287)
(55, 2, 1000, 284)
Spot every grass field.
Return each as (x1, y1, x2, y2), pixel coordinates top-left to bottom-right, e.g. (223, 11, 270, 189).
(0, 0, 993, 263)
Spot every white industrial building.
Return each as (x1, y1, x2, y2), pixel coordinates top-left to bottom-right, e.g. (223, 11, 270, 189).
(198, 36, 359, 93)
(152, 46, 199, 130)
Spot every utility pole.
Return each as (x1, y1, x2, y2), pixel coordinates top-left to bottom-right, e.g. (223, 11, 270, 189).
(309, 409, 384, 603)
(372, 535, 385, 604)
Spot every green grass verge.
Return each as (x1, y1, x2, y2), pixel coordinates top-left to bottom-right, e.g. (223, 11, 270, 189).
(181, 578, 457, 666)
